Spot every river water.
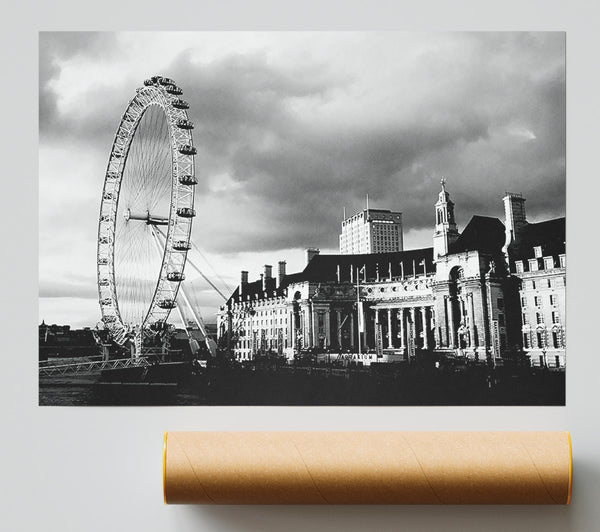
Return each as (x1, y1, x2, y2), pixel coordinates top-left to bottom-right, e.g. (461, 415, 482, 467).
(39, 367, 565, 406)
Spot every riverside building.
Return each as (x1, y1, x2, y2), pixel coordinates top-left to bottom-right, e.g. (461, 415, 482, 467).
(217, 182, 565, 368)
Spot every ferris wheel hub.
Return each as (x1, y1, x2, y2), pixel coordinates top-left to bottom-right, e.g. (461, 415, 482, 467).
(124, 208, 169, 226)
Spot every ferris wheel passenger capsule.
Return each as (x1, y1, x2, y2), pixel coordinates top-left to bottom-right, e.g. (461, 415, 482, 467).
(171, 99, 189, 110)
(167, 85, 183, 96)
(178, 144, 197, 155)
(179, 175, 198, 186)
(159, 77, 175, 86)
(177, 207, 196, 218)
(173, 240, 192, 251)
(167, 272, 185, 282)
(176, 118, 194, 129)
(157, 298, 177, 309)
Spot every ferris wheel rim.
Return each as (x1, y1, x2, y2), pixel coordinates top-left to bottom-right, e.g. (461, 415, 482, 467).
(96, 77, 196, 345)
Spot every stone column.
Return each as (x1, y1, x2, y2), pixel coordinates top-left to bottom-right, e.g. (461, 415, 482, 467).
(324, 308, 331, 347)
(421, 306, 429, 349)
(466, 293, 475, 347)
(374, 308, 380, 350)
(399, 308, 405, 349)
(468, 292, 477, 347)
(387, 308, 393, 348)
(350, 311, 355, 349)
(447, 296, 456, 348)
(336, 309, 342, 348)
(311, 305, 318, 349)
(302, 310, 309, 348)
(410, 307, 416, 353)
(289, 311, 294, 350)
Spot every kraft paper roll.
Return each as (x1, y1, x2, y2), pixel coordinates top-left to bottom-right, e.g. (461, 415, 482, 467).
(163, 431, 572, 505)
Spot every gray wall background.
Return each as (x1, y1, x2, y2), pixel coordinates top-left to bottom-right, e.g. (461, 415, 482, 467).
(2, 1, 599, 530)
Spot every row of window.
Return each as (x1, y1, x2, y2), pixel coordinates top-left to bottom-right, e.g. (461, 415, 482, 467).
(236, 336, 288, 351)
(523, 311, 561, 325)
(239, 317, 288, 329)
(523, 330, 564, 349)
(515, 254, 565, 273)
(521, 294, 559, 307)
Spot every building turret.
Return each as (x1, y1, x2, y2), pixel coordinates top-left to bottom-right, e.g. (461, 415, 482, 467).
(433, 178, 459, 258)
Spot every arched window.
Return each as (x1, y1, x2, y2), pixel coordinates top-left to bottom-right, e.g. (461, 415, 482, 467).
(449, 266, 464, 281)
(536, 327, 546, 348)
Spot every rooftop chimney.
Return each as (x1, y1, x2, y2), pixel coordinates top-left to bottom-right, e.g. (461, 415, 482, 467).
(262, 265, 272, 291)
(503, 192, 527, 256)
(277, 261, 287, 287)
(306, 248, 320, 265)
(240, 271, 248, 295)
(260, 273, 265, 292)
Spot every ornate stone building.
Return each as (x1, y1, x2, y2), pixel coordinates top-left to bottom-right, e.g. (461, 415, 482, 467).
(217, 183, 565, 368)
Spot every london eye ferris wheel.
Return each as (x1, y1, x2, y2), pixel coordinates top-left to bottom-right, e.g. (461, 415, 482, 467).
(97, 76, 197, 350)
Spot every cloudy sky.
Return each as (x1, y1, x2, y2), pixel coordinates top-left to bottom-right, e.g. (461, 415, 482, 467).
(39, 31, 565, 328)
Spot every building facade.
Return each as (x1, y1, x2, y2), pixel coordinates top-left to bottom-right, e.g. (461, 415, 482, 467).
(339, 208, 404, 254)
(218, 183, 565, 368)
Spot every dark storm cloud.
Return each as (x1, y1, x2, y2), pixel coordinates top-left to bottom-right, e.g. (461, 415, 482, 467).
(39, 32, 121, 142)
(160, 34, 564, 253)
(41, 32, 565, 257)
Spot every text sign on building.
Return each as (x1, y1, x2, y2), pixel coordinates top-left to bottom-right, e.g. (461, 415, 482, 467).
(375, 323, 383, 357)
(492, 320, 500, 357)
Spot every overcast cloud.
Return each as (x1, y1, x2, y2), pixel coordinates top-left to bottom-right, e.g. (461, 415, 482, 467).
(39, 31, 565, 327)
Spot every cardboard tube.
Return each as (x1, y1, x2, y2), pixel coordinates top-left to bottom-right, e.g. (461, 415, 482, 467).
(163, 431, 572, 505)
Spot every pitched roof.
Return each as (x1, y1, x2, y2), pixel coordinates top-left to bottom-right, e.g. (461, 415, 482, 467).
(226, 275, 284, 305)
(514, 217, 565, 260)
(451, 215, 506, 254)
(226, 247, 435, 304)
(281, 247, 434, 287)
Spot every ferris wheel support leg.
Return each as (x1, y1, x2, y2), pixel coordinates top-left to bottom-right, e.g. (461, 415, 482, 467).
(177, 282, 218, 357)
(174, 302, 190, 338)
(177, 284, 207, 336)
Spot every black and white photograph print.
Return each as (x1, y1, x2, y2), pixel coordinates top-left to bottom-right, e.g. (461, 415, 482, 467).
(39, 31, 566, 406)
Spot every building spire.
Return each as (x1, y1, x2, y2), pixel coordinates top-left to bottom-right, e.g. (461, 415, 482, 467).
(433, 178, 459, 258)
